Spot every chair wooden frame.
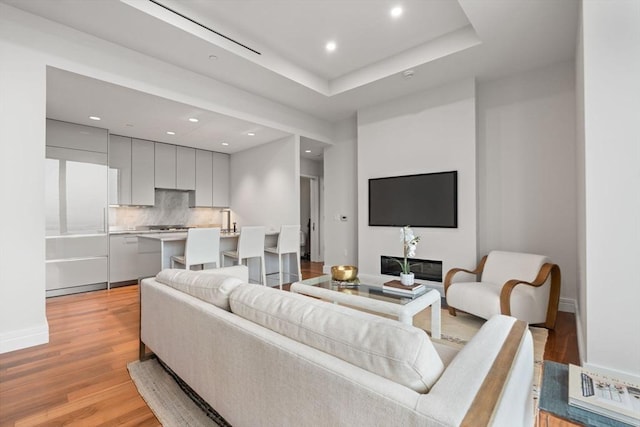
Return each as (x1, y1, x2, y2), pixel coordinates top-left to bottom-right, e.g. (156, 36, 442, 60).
(444, 255, 561, 329)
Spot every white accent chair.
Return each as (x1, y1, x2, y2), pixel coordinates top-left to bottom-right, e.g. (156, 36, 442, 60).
(444, 250, 561, 328)
(222, 226, 267, 285)
(170, 227, 221, 270)
(265, 225, 302, 289)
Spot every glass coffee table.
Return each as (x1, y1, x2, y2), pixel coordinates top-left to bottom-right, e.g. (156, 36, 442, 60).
(290, 274, 441, 339)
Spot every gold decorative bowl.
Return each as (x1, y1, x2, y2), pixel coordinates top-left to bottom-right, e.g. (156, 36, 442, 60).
(331, 265, 358, 282)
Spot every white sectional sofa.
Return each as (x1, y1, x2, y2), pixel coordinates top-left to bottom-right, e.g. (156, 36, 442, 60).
(140, 266, 535, 427)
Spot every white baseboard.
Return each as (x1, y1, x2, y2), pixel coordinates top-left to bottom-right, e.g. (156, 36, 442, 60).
(0, 322, 49, 354)
(574, 307, 586, 366)
(559, 297, 576, 313)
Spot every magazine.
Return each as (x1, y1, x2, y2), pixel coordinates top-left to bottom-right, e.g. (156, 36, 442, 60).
(382, 280, 425, 296)
(568, 364, 640, 425)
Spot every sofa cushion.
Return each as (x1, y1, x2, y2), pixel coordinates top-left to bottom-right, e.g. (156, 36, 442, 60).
(229, 284, 444, 393)
(155, 266, 247, 311)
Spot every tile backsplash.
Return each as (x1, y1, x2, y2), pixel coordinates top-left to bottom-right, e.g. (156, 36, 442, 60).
(109, 189, 225, 228)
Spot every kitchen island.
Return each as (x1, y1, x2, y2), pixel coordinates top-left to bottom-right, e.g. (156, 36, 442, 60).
(137, 230, 287, 285)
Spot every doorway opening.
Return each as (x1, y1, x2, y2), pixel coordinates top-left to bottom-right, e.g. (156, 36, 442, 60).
(300, 176, 322, 262)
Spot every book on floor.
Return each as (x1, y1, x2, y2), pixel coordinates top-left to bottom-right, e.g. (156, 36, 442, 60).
(568, 363, 640, 425)
(382, 280, 425, 295)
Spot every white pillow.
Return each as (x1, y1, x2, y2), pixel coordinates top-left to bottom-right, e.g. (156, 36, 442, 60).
(155, 269, 244, 311)
(229, 284, 444, 393)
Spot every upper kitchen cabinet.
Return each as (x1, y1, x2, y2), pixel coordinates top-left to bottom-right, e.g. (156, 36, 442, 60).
(46, 119, 107, 153)
(189, 150, 230, 207)
(212, 152, 230, 207)
(176, 146, 196, 190)
(155, 143, 196, 191)
(131, 138, 155, 206)
(154, 142, 176, 189)
(108, 135, 132, 205)
(190, 149, 213, 207)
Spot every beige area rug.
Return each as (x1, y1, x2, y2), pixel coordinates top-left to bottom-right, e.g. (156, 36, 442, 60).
(128, 358, 224, 427)
(413, 306, 548, 412)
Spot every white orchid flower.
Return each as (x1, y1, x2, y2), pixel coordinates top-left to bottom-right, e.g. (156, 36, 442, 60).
(394, 226, 421, 274)
(403, 226, 415, 242)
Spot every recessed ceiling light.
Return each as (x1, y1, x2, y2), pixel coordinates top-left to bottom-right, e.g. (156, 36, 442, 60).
(188, 118, 199, 123)
(305, 150, 312, 153)
(325, 41, 337, 52)
(89, 116, 101, 121)
(208, 54, 218, 60)
(247, 132, 255, 136)
(166, 131, 176, 135)
(403, 69, 415, 79)
(221, 142, 229, 146)
(391, 6, 403, 18)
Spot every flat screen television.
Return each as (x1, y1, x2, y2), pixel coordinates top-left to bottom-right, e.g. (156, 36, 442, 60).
(368, 171, 457, 228)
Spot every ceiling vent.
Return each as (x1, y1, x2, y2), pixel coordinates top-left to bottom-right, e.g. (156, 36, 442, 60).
(149, 0, 261, 55)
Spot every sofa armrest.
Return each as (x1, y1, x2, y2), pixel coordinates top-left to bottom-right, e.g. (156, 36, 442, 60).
(417, 315, 534, 426)
(500, 263, 561, 329)
(444, 255, 488, 297)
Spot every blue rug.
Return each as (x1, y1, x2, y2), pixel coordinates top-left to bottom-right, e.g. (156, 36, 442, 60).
(539, 361, 637, 426)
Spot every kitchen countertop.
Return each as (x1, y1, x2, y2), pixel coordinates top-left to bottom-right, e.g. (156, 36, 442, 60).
(136, 231, 241, 241)
(109, 229, 187, 235)
(110, 228, 279, 237)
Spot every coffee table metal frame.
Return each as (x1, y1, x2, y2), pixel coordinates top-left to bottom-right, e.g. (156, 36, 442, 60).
(290, 274, 441, 339)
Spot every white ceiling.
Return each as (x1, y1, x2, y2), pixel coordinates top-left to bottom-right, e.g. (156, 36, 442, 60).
(5, 0, 579, 157)
(160, 0, 472, 81)
(46, 67, 292, 154)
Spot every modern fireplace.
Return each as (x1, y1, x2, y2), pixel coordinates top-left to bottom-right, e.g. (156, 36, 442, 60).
(380, 256, 443, 282)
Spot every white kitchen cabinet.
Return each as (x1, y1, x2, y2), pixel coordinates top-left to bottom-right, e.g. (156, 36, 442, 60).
(190, 149, 213, 207)
(131, 138, 155, 206)
(108, 135, 132, 205)
(47, 258, 108, 291)
(109, 234, 160, 284)
(46, 119, 108, 153)
(176, 146, 196, 190)
(154, 142, 176, 189)
(154, 143, 195, 191)
(212, 151, 230, 207)
(46, 235, 108, 297)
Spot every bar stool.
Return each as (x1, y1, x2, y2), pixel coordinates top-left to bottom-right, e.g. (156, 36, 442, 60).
(222, 226, 266, 285)
(171, 227, 221, 270)
(265, 225, 302, 290)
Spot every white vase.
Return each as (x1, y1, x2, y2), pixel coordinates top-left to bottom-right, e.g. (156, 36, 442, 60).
(400, 272, 415, 286)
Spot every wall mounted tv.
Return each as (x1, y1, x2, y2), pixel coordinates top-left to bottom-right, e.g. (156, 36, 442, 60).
(368, 171, 458, 228)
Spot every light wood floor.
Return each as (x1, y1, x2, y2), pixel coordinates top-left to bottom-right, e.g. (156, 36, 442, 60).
(0, 261, 579, 426)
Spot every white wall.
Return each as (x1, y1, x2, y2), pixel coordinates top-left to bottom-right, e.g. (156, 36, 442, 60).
(323, 117, 358, 271)
(0, 4, 330, 352)
(580, 0, 640, 377)
(575, 9, 587, 355)
(357, 79, 477, 279)
(230, 135, 300, 230)
(477, 61, 578, 307)
(300, 158, 323, 177)
(0, 41, 49, 352)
